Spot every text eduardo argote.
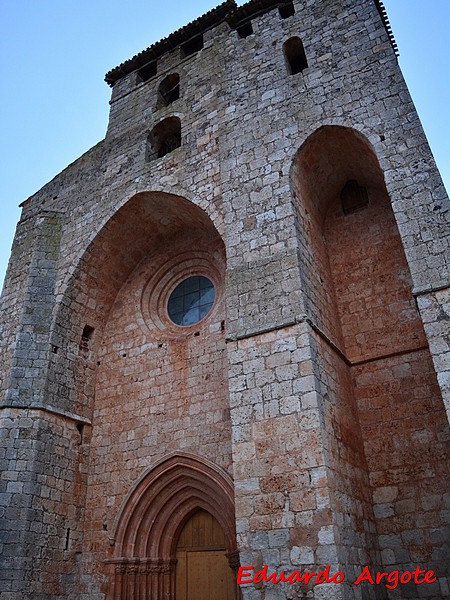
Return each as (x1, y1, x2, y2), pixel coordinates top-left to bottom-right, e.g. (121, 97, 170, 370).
(237, 564, 437, 591)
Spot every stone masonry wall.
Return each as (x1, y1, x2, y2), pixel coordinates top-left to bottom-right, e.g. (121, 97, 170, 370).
(310, 332, 382, 600)
(0, 218, 36, 398)
(0, 0, 449, 598)
(0, 408, 89, 599)
(353, 350, 449, 598)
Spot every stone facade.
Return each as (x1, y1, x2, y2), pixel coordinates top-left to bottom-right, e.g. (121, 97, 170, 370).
(1, 1, 449, 599)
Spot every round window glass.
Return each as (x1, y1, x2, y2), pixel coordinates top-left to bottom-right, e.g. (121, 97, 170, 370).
(167, 276, 215, 326)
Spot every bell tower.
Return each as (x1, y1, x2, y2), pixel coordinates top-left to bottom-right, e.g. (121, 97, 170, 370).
(1, 1, 449, 598)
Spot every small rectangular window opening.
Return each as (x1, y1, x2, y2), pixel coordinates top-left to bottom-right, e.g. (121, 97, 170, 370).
(237, 22, 253, 38)
(80, 325, 94, 353)
(137, 61, 157, 83)
(341, 180, 369, 215)
(279, 2, 295, 19)
(76, 423, 84, 445)
(65, 528, 71, 551)
(181, 34, 204, 58)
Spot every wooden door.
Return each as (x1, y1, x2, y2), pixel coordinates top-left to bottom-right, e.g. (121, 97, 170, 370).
(175, 510, 235, 600)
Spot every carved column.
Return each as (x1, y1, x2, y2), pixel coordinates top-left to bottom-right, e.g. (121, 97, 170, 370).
(109, 558, 176, 599)
(227, 550, 242, 600)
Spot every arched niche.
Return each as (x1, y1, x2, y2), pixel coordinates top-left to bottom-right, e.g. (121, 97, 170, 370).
(291, 125, 450, 579)
(48, 191, 226, 416)
(107, 454, 240, 600)
(45, 192, 232, 598)
(291, 124, 426, 360)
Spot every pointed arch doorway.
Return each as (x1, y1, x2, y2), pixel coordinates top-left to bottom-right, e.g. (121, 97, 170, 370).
(175, 510, 235, 600)
(106, 454, 241, 600)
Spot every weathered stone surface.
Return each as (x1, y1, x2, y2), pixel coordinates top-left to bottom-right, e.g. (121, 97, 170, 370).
(0, 0, 449, 599)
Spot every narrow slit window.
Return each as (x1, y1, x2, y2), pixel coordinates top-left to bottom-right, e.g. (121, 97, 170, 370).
(283, 37, 308, 74)
(76, 423, 84, 445)
(64, 528, 71, 551)
(181, 34, 204, 58)
(279, 2, 295, 19)
(80, 325, 94, 354)
(237, 22, 253, 38)
(157, 74, 180, 108)
(340, 180, 369, 215)
(147, 117, 181, 160)
(137, 61, 157, 83)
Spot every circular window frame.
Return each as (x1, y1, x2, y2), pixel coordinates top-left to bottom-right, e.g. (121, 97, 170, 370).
(166, 275, 216, 328)
(139, 252, 222, 337)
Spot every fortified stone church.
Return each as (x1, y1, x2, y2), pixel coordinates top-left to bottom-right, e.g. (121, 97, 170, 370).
(1, 1, 449, 599)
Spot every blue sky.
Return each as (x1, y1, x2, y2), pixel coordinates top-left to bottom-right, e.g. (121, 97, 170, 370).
(0, 0, 449, 291)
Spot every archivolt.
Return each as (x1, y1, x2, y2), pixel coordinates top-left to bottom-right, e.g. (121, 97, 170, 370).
(111, 452, 237, 559)
(106, 454, 239, 599)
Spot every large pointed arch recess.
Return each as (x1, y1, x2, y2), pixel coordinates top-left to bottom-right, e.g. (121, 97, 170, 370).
(106, 454, 239, 599)
(290, 124, 450, 582)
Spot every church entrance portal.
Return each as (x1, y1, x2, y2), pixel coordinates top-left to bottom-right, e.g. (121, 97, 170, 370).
(107, 454, 240, 600)
(175, 510, 235, 600)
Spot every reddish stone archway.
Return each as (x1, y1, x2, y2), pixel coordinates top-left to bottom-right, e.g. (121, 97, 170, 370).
(106, 453, 240, 600)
